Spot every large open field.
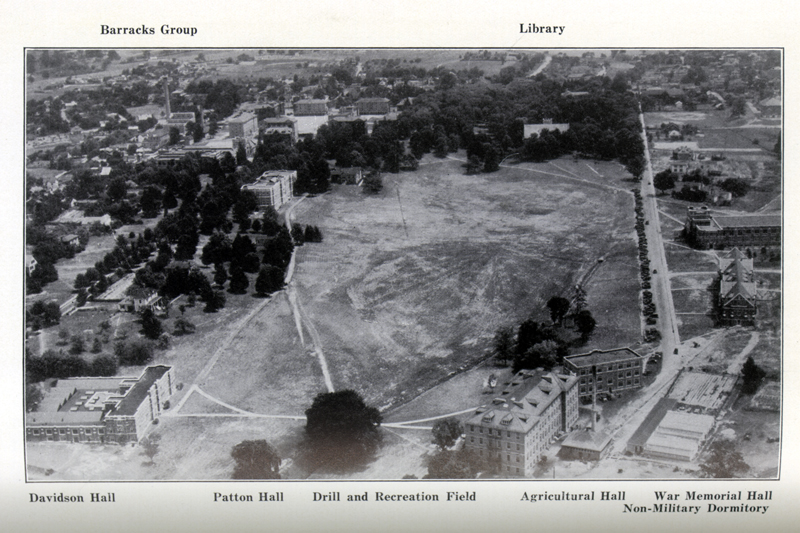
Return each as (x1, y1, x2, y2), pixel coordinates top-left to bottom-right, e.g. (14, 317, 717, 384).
(28, 155, 643, 480)
(287, 155, 640, 408)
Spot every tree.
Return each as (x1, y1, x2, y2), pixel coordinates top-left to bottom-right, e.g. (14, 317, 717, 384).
(173, 317, 196, 336)
(255, 265, 284, 296)
(466, 155, 482, 175)
(546, 296, 571, 325)
(69, 334, 85, 355)
(203, 290, 226, 313)
(741, 356, 766, 394)
(700, 440, 749, 478)
(492, 326, 515, 365)
(426, 449, 485, 479)
(26, 383, 43, 412)
(362, 171, 382, 194)
(720, 178, 750, 198)
(305, 390, 382, 470)
(228, 265, 249, 294)
(114, 338, 154, 366)
(168, 126, 181, 146)
(231, 439, 282, 479)
(653, 170, 676, 195)
(140, 186, 162, 218)
(432, 418, 463, 450)
(140, 308, 164, 340)
(140, 434, 161, 466)
(213, 263, 228, 288)
(574, 309, 597, 342)
(90, 355, 118, 376)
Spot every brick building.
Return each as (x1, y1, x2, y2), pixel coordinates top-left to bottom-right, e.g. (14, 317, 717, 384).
(229, 112, 258, 139)
(293, 99, 328, 116)
(685, 206, 781, 249)
(463, 369, 579, 476)
(563, 348, 645, 401)
(26, 366, 175, 445)
(356, 97, 391, 115)
(241, 170, 296, 209)
(717, 248, 757, 325)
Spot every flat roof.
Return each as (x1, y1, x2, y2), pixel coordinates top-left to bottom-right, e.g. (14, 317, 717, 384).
(627, 398, 677, 448)
(658, 410, 715, 435)
(111, 366, 171, 416)
(561, 429, 612, 452)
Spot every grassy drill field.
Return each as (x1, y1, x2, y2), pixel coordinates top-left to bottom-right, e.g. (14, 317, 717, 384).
(287, 155, 641, 409)
(27, 155, 643, 480)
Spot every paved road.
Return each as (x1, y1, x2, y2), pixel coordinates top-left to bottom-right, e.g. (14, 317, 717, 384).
(639, 110, 680, 369)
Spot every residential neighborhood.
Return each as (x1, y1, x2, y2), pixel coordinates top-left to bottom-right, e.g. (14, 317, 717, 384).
(25, 49, 781, 481)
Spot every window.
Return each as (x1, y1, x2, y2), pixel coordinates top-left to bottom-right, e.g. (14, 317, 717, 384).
(72, 429, 79, 435)
(471, 437, 474, 443)
(517, 444, 521, 451)
(507, 431, 511, 438)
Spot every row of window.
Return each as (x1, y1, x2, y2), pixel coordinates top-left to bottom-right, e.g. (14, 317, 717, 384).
(28, 427, 104, 436)
(575, 361, 639, 375)
(469, 426, 519, 439)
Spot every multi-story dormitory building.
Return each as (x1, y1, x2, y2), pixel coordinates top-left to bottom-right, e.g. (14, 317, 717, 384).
(240, 170, 297, 210)
(463, 370, 579, 477)
(563, 348, 645, 401)
(717, 248, 758, 326)
(684, 206, 781, 249)
(26, 366, 175, 445)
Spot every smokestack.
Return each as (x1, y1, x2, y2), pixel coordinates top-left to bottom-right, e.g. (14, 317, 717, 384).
(592, 366, 597, 433)
(163, 78, 171, 118)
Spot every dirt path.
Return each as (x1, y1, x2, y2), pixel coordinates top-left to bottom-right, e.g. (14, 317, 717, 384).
(726, 331, 760, 375)
(287, 285, 335, 393)
(172, 297, 272, 413)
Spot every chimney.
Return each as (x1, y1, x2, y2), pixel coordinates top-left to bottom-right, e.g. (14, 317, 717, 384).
(591, 366, 597, 432)
(163, 78, 171, 118)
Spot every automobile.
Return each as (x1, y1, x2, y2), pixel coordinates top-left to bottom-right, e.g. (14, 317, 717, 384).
(653, 269, 658, 274)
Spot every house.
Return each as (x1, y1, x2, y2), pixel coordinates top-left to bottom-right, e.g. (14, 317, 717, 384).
(118, 286, 166, 314)
(330, 167, 363, 185)
(261, 116, 298, 142)
(717, 248, 757, 325)
(758, 96, 781, 118)
(241, 170, 297, 210)
(26, 366, 175, 445)
(60, 234, 81, 248)
(523, 118, 570, 139)
(25, 254, 37, 275)
(672, 146, 694, 161)
(463, 369, 579, 477)
(685, 206, 781, 249)
(563, 348, 645, 401)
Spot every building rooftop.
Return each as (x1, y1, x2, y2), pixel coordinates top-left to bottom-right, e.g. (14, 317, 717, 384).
(466, 370, 577, 433)
(111, 365, 171, 416)
(561, 428, 612, 452)
(627, 397, 677, 449)
(713, 214, 781, 229)
(564, 348, 643, 368)
(229, 112, 256, 124)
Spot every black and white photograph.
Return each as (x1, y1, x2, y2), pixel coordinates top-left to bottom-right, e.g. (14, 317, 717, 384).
(23, 47, 782, 483)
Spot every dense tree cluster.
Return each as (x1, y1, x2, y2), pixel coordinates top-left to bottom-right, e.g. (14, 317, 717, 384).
(305, 390, 382, 470)
(231, 440, 282, 479)
(27, 350, 118, 383)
